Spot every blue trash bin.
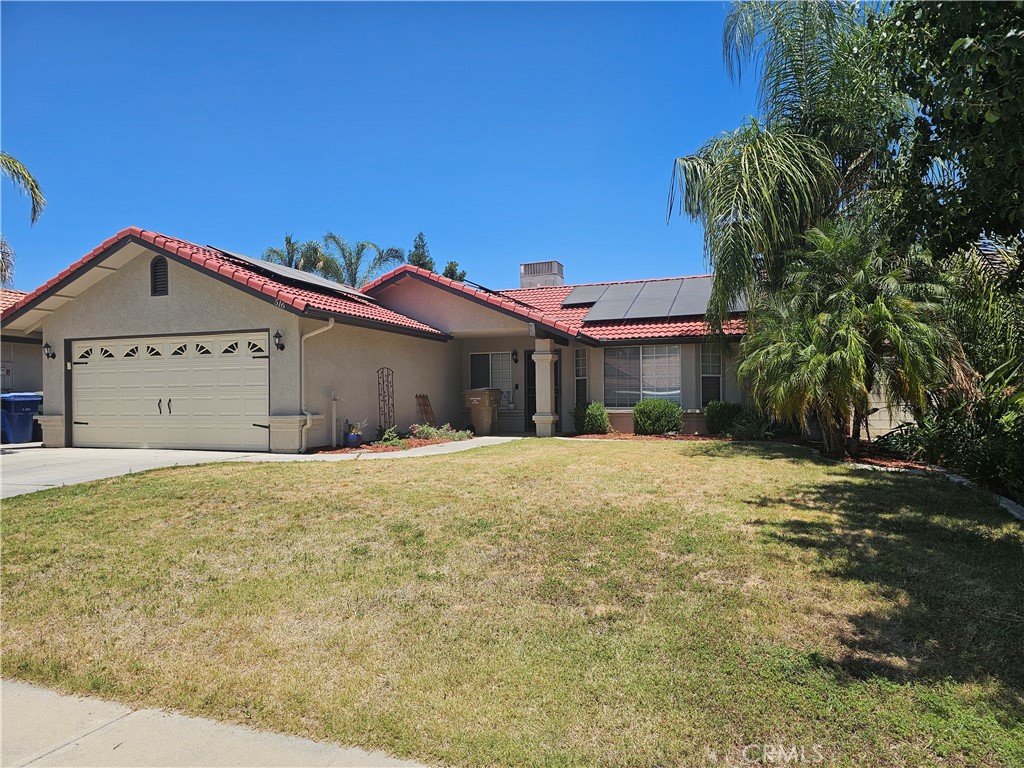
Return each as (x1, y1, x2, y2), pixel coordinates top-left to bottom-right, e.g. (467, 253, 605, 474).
(0, 392, 43, 444)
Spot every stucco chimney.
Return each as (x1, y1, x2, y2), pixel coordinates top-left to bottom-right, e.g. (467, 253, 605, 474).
(520, 260, 564, 288)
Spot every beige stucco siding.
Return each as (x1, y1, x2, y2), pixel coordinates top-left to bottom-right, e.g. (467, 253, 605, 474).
(301, 319, 461, 446)
(370, 280, 529, 336)
(38, 247, 303, 435)
(1, 337, 43, 393)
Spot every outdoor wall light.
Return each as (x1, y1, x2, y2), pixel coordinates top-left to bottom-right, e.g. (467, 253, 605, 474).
(511, 349, 518, 364)
(42, 342, 56, 360)
(273, 331, 285, 351)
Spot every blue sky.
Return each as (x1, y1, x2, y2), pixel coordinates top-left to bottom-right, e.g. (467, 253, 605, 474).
(2, 1, 756, 293)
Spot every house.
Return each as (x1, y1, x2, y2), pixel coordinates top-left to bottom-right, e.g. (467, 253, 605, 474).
(1, 288, 43, 394)
(0, 227, 747, 452)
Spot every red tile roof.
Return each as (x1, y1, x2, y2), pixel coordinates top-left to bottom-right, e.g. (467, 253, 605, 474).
(0, 288, 27, 313)
(366, 267, 745, 343)
(363, 265, 583, 339)
(0, 228, 447, 339)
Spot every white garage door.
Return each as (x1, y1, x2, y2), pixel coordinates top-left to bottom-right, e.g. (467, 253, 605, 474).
(72, 332, 270, 451)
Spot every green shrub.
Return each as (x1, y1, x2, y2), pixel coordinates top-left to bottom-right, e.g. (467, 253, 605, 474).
(729, 410, 776, 440)
(875, 391, 1024, 502)
(573, 401, 610, 435)
(704, 400, 745, 435)
(632, 399, 683, 435)
(376, 425, 405, 447)
(409, 423, 473, 442)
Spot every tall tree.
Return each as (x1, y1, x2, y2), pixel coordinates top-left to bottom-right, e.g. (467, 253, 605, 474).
(738, 217, 966, 458)
(880, 2, 1024, 261)
(322, 232, 405, 288)
(442, 261, 467, 281)
(263, 235, 339, 277)
(669, 1, 906, 325)
(1, 151, 47, 286)
(407, 231, 435, 272)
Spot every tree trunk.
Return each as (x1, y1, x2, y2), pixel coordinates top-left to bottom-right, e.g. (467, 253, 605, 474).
(848, 408, 864, 457)
(819, 412, 847, 460)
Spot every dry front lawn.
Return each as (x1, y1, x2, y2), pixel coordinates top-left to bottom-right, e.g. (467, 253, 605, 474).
(2, 440, 1022, 767)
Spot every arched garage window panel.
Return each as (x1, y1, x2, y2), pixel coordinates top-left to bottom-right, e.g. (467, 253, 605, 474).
(150, 256, 169, 296)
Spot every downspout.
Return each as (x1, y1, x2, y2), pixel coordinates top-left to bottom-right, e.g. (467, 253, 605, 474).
(300, 318, 334, 452)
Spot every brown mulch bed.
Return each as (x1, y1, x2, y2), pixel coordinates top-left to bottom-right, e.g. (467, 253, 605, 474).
(310, 438, 459, 455)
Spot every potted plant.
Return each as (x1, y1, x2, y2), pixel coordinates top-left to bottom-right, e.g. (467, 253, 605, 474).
(345, 419, 367, 448)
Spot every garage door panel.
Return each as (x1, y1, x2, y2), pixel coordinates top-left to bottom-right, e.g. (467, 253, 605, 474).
(216, 397, 243, 417)
(166, 368, 192, 388)
(72, 332, 269, 451)
(243, 396, 269, 417)
(118, 369, 142, 388)
(217, 367, 242, 387)
(243, 366, 267, 386)
(191, 367, 218, 388)
(96, 397, 125, 417)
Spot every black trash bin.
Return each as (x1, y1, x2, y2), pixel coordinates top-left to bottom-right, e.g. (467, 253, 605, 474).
(1, 392, 43, 444)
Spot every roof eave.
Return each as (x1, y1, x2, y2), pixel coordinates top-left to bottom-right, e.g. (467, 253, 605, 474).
(302, 308, 451, 342)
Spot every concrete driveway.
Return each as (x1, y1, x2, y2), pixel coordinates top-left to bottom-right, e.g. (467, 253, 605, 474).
(1, 437, 520, 498)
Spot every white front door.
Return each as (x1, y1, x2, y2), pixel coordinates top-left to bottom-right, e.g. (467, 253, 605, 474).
(71, 332, 270, 451)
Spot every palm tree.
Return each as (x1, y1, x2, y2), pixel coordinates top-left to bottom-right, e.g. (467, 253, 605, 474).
(738, 217, 967, 458)
(1, 151, 47, 286)
(322, 232, 404, 288)
(669, 1, 907, 325)
(263, 235, 340, 278)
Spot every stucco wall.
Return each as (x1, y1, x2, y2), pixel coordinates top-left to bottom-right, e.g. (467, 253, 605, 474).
(302, 318, 462, 446)
(38, 248, 303, 437)
(371, 279, 529, 336)
(1, 337, 43, 393)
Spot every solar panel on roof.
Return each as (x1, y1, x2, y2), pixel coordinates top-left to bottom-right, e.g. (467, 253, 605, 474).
(623, 280, 684, 319)
(213, 248, 377, 303)
(600, 282, 645, 302)
(579, 276, 727, 323)
(583, 282, 645, 322)
(583, 299, 637, 322)
(667, 277, 714, 317)
(562, 284, 609, 306)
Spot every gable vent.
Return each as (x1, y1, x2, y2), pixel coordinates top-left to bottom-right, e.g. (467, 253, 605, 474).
(151, 256, 169, 296)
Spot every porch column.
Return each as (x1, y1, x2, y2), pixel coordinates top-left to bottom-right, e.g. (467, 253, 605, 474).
(532, 338, 558, 437)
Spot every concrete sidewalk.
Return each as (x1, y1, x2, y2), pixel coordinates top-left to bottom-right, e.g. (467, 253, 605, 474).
(1, 679, 426, 767)
(0, 436, 520, 498)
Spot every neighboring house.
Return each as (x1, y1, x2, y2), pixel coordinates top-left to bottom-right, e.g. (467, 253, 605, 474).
(1, 288, 43, 394)
(0, 227, 743, 452)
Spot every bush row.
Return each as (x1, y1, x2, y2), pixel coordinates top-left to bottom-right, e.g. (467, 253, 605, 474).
(573, 398, 770, 439)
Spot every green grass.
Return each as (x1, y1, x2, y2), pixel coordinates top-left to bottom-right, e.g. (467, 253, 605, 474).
(3, 440, 1022, 767)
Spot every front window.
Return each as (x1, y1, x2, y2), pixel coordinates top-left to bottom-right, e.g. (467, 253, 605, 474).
(469, 352, 513, 407)
(603, 345, 681, 408)
(701, 344, 722, 406)
(574, 348, 588, 404)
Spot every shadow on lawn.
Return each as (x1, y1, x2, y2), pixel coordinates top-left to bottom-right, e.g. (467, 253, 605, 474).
(751, 467, 1024, 714)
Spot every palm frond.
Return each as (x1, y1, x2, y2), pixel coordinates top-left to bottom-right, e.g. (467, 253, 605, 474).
(0, 152, 46, 224)
(670, 120, 839, 324)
